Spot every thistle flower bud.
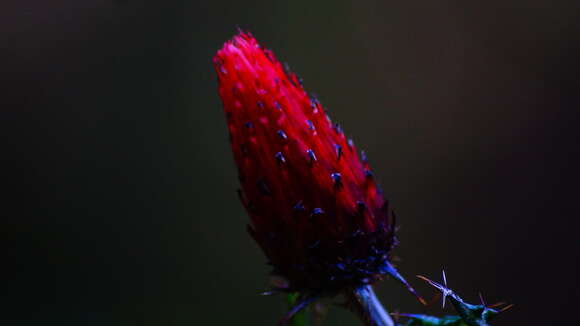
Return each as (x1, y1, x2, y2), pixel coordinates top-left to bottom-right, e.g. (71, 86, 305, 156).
(214, 32, 397, 294)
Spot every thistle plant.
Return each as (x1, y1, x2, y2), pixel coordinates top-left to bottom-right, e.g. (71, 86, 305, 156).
(394, 271, 513, 326)
(213, 31, 511, 326)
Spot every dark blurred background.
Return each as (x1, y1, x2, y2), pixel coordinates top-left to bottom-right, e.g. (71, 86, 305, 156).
(3, 1, 580, 325)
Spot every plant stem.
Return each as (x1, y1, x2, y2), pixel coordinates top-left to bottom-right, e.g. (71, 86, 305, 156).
(348, 285, 394, 326)
(287, 293, 309, 326)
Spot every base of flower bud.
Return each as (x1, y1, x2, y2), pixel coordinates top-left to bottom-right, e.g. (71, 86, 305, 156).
(250, 225, 398, 294)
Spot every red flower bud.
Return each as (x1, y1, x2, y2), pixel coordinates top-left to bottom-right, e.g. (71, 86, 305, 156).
(214, 32, 397, 293)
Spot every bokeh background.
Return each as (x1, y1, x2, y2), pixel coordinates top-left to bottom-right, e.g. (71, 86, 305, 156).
(3, 1, 580, 325)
